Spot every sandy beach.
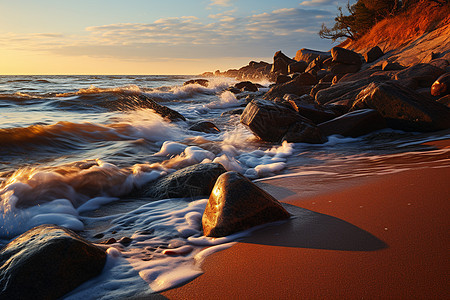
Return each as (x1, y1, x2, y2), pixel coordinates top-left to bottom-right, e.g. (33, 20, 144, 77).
(162, 140, 450, 299)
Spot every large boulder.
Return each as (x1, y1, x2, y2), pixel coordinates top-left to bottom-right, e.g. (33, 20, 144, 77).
(287, 98, 337, 124)
(263, 75, 313, 101)
(240, 99, 324, 143)
(330, 63, 361, 75)
(188, 121, 220, 134)
(271, 51, 296, 75)
(184, 79, 209, 87)
(351, 81, 450, 132)
(288, 61, 308, 74)
(240, 99, 303, 142)
(295, 48, 331, 65)
(331, 47, 362, 66)
(364, 46, 384, 63)
(431, 73, 450, 97)
(235, 81, 259, 92)
(202, 172, 290, 237)
(318, 109, 386, 137)
(0, 225, 106, 299)
(135, 163, 227, 199)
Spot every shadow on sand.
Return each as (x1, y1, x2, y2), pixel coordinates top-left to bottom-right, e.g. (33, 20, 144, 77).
(242, 203, 387, 251)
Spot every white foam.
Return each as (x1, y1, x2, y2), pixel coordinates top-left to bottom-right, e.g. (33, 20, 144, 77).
(205, 91, 242, 109)
(154, 141, 187, 157)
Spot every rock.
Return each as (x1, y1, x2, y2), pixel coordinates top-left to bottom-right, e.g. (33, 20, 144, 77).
(138, 94, 186, 122)
(319, 73, 335, 83)
(351, 81, 450, 132)
(183, 79, 209, 87)
(235, 81, 259, 92)
(288, 61, 308, 74)
(263, 75, 313, 101)
(241, 99, 303, 142)
(282, 121, 326, 144)
(295, 48, 331, 64)
(271, 51, 296, 75)
(202, 172, 290, 237)
(275, 74, 292, 85)
(310, 82, 332, 98)
(288, 99, 337, 124)
(136, 163, 227, 199)
(395, 63, 446, 88)
(431, 73, 450, 97)
(318, 109, 386, 137)
(284, 93, 315, 104)
(338, 68, 389, 83)
(437, 95, 450, 107)
(428, 58, 449, 70)
(364, 46, 384, 63)
(0, 225, 106, 299)
(221, 108, 244, 116)
(188, 121, 220, 134)
(381, 61, 405, 71)
(331, 47, 362, 66)
(330, 63, 361, 75)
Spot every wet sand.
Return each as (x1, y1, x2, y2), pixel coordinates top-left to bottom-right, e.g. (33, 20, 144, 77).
(162, 141, 449, 299)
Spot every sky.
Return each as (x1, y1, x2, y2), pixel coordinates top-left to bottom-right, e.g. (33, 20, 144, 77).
(0, 0, 349, 75)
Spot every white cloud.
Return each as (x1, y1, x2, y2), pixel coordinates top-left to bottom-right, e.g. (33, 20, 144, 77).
(209, 0, 232, 7)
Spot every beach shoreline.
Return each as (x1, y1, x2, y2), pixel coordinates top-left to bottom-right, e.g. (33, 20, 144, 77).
(162, 140, 449, 299)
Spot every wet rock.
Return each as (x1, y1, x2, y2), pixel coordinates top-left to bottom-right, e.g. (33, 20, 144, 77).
(136, 163, 227, 200)
(202, 171, 290, 237)
(294, 48, 331, 65)
(189, 121, 220, 134)
(437, 94, 450, 107)
(241, 99, 303, 142)
(263, 75, 313, 101)
(221, 108, 244, 116)
(183, 79, 209, 87)
(318, 109, 386, 137)
(331, 47, 362, 66)
(0, 225, 106, 300)
(287, 98, 337, 124)
(282, 121, 326, 144)
(351, 81, 450, 132)
(138, 94, 186, 122)
(235, 81, 259, 92)
(431, 73, 450, 97)
(275, 74, 292, 85)
(364, 46, 384, 63)
(395, 63, 446, 88)
(288, 61, 308, 74)
(118, 236, 133, 246)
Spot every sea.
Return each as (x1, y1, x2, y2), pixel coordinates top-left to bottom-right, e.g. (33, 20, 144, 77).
(1, 75, 449, 298)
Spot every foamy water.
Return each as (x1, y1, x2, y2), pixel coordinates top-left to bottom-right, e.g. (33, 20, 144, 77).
(0, 75, 449, 298)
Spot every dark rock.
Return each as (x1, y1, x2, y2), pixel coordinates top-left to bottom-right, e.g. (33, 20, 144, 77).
(364, 46, 384, 63)
(351, 81, 450, 132)
(285, 93, 315, 104)
(437, 95, 450, 107)
(288, 61, 308, 74)
(263, 75, 313, 101)
(271, 51, 296, 75)
(235, 81, 259, 92)
(287, 98, 337, 124)
(330, 63, 361, 75)
(338, 68, 389, 83)
(318, 109, 386, 137)
(0, 225, 106, 300)
(275, 74, 292, 85)
(428, 58, 449, 70)
(184, 79, 209, 87)
(138, 94, 186, 122)
(310, 82, 332, 98)
(221, 108, 244, 116)
(295, 48, 331, 65)
(395, 63, 446, 88)
(226, 87, 242, 94)
(381, 61, 405, 71)
(305, 57, 323, 73)
(331, 47, 362, 66)
(188, 121, 220, 134)
(118, 236, 132, 246)
(282, 121, 326, 144)
(319, 73, 335, 83)
(135, 163, 227, 199)
(431, 73, 450, 97)
(294, 72, 318, 86)
(241, 99, 303, 142)
(202, 171, 290, 237)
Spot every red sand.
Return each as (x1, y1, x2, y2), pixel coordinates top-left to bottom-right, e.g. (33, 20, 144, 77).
(163, 145, 450, 299)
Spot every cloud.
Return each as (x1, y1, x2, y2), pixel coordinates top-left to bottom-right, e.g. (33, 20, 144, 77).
(1, 6, 335, 61)
(299, 0, 338, 6)
(209, 0, 232, 7)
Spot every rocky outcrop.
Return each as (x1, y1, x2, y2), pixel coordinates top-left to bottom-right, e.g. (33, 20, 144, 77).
(235, 81, 259, 92)
(0, 225, 106, 299)
(287, 98, 337, 124)
(295, 48, 331, 65)
(263, 75, 313, 101)
(202, 171, 290, 237)
(351, 81, 450, 132)
(364, 46, 384, 63)
(271, 51, 297, 75)
(288, 61, 308, 74)
(318, 109, 386, 137)
(330, 47, 362, 76)
(135, 163, 227, 199)
(395, 63, 446, 89)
